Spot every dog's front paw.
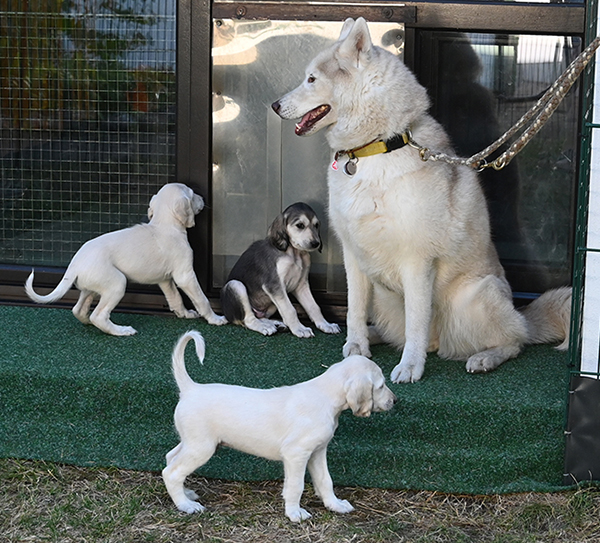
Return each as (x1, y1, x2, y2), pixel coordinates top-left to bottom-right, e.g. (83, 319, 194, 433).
(291, 325, 315, 338)
(176, 499, 206, 514)
(179, 309, 199, 319)
(342, 340, 371, 358)
(317, 321, 341, 334)
(286, 506, 312, 522)
(206, 313, 228, 326)
(390, 358, 425, 384)
(325, 498, 354, 514)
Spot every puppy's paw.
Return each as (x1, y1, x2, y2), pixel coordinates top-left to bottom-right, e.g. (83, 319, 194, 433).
(390, 359, 425, 384)
(343, 340, 371, 358)
(253, 319, 281, 336)
(184, 488, 199, 501)
(176, 499, 206, 514)
(112, 325, 137, 336)
(325, 498, 354, 514)
(179, 309, 199, 319)
(206, 313, 228, 326)
(291, 325, 315, 338)
(317, 321, 341, 334)
(286, 506, 312, 522)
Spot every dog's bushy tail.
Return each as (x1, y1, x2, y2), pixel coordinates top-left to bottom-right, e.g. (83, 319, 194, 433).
(172, 330, 206, 394)
(25, 269, 76, 304)
(520, 286, 572, 350)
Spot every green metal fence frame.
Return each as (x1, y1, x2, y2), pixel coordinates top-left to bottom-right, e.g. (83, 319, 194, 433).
(569, 0, 599, 378)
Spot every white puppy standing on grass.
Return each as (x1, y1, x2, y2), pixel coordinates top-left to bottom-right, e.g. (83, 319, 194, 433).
(162, 330, 397, 522)
(25, 183, 227, 336)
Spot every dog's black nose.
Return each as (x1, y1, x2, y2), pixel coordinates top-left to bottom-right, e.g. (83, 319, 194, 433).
(272, 101, 281, 113)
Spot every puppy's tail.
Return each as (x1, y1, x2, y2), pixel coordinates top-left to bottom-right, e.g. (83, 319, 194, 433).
(25, 269, 76, 304)
(220, 281, 247, 325)
(521, 286, 572, 350)
(172, 330, 206, 394)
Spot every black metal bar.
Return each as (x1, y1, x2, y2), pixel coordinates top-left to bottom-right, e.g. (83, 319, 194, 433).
(213, 1, 585, 34)
(178, 0, 214, 292)
(213, 1, 416, 23)
(564, 375, 600, 485)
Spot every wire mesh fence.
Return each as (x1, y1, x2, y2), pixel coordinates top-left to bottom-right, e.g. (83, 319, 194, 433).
(0, 0, 176, 267)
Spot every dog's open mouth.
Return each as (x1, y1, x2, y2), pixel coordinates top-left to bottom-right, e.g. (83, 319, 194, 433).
(295, 105, 331, 136)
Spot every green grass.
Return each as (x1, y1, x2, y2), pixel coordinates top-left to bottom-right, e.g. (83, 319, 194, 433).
(0, 304, 571, 495)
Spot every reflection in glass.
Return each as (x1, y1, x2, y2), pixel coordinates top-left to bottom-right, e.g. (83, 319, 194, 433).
(420, 32, 579, 293)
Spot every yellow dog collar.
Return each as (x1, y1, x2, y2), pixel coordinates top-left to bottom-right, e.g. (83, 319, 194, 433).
(335, 132, 410, 161)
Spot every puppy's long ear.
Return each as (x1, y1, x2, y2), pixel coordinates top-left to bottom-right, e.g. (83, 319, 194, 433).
(338, 17, 372, 68)
(345, 374, 374, 417)
(267, 212, 289, 251)
(148, 194, 157, 220)
(175, 195, 196, 228)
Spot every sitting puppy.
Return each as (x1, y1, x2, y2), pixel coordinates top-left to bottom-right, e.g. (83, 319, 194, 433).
(25, 183, 227, 336)
(162, 330, 397, 522)
(220, 202, 340, 337)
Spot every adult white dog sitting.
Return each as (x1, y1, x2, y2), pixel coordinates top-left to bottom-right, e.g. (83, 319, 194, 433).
(25, 183, 227, 336)
(162, 330, 397, 522)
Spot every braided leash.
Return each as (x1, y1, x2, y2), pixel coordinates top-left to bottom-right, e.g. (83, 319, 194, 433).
(408, 36, 600, 171)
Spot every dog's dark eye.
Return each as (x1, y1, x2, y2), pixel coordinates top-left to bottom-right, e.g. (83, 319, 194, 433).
(307, 75, 316, 84)
(296, 223, 306, 230)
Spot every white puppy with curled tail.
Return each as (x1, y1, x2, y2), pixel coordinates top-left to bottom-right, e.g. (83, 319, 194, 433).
(162, 330, 397, 522)
(25, 183, 226, 336)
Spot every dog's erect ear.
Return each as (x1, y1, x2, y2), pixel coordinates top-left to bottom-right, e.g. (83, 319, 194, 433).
(267, 212, 290, 251)
(148, 194, 157, 220)
(174, 195, 196, 228)
(338, 17, 372, 68)
(345, 374, 374, 417)
(338, 18, 355, 42)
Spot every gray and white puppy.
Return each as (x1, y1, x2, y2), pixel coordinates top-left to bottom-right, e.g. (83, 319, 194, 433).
(220, 202, 340, 337)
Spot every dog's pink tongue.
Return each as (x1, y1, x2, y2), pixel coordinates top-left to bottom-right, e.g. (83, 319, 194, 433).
(294, 105, 330, 136)
(295, 112, 314, 136)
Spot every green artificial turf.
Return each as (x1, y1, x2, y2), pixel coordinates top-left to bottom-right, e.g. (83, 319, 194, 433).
(0, 304, 571, 494)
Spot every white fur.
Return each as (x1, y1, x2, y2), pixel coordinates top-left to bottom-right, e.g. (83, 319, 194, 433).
(273, 18, 571, 383)
(162, 330, 396, 522)
(25, 183, 227, 336)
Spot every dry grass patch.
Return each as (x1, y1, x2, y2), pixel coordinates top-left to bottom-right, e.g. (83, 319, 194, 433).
(2, 459, 599, 542)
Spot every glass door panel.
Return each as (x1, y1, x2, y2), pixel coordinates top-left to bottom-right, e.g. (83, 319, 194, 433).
(211, 19, 405, 292)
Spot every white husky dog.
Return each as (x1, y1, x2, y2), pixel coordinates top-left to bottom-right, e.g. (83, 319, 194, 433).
(272, 18, 571, 383)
